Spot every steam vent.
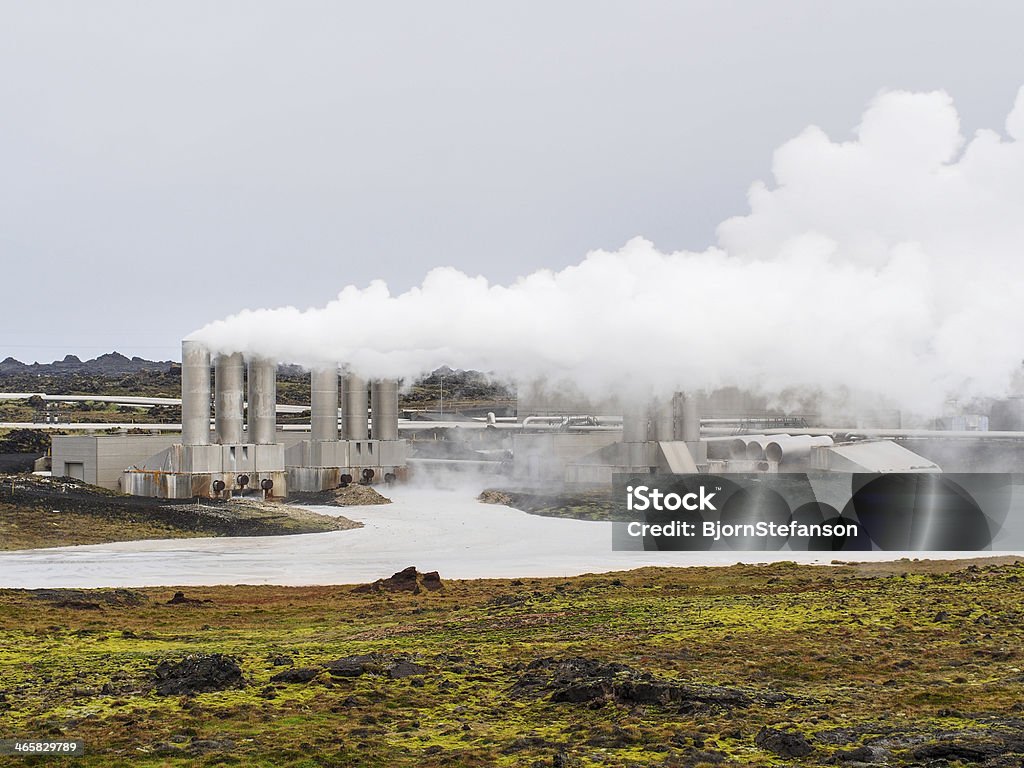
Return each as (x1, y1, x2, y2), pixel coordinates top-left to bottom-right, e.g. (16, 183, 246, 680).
(121, 340, 406, 499)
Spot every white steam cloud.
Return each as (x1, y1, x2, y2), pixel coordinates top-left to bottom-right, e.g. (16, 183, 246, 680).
(192, 88, 1024, 411)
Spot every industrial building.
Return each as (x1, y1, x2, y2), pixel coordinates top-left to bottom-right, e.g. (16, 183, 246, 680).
(48, 340, 1024, 497)
(52, 340, 407, 499)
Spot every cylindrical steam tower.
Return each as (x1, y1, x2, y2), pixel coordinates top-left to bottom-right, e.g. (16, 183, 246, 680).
(622, 405, 649, 443)
(214, 352, 244, 444)
(681, 393, 700, 442)
(650, 398, 675, 442)
(342, 374, 368, 440)
(371, 379, 399, 440)
(181, 340, 211, 446)
(247, 357, 277, 444)
(311, 368, 340, 442)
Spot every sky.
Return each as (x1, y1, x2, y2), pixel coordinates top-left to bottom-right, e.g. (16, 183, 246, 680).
(2, 1, 1024, 364)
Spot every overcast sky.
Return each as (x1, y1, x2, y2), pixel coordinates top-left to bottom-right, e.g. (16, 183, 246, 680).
(2, 1, 1023, 363)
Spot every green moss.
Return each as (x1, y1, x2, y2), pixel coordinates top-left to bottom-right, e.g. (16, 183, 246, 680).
(1, 561, 1023, 766)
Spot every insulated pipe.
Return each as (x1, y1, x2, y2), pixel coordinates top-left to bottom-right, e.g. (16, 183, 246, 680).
(727, 434, 770, 459)
(704, 435, 751, 459)
(310, 368, 339, 442)
(702, 426, 1024, 439)
(214, 352, 244, 445)
(246, 357, 277, 445)
(765, 435, 834, 463)
(520, 416, 566, 426)
(745, 434, 792, 460)
(342, 374, 368, 440)
(371, 379, 400, 440)
(181, 340, 211, 446)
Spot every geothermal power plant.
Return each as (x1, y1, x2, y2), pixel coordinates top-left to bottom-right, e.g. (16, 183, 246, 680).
(43, 334, 1004, 500)
(52, 341, 406, 499)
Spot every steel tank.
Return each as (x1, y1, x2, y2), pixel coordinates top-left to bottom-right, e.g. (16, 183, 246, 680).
(246, 357, 277, 445)
(181, 340, 211, 446)
(214, 352, 244, 444)
(342, 374, 368, 440)
(311, 368, 340, 441)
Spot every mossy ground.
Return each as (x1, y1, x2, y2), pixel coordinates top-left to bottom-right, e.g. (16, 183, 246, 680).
(0, 475, 358, 551)
(1, 559, 1023, 767)
(480, 488, 622, 521)
(0, 501, 208, 550)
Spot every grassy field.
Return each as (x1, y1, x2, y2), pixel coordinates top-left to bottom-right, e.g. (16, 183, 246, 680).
(2, 559, 1023, 767)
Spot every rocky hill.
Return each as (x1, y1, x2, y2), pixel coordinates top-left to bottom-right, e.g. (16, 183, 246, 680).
(0, 352, 175, 376)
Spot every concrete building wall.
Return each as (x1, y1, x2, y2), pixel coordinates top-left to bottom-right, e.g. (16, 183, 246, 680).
(96, 435, 182, 489)
(51, 436, 103, 486)
(53, 432, 312, 491)
(53, 434, 181, 490)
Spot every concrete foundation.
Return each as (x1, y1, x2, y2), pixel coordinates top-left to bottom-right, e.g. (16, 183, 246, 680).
(121, 440, 288, 499)
(284, 438, 408, 492)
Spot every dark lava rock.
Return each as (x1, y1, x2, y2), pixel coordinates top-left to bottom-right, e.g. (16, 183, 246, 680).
(832, 745, 880, 762)
(268, 654, 293, 666)
(270, 667, 320, 684)
(31, 588, 148, 608)
(755, 726, 813, 758)
(321, 654, 429, 680)
(323, 654, 387, 677)
(352, 566, 444, 595)
(912, 736, 1014, 762)
(421, 571, 443, 591)
(189, 738, 236, 754)
(167, 591, 204, 605)
(388, 660, 429, 679)
(512, 657, 755, 712)
(153, 654, 245, 696)
(490, 594, 529, 608)
(378, 565, 419, 592)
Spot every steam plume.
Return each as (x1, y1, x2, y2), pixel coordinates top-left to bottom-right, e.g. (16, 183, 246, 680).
(191, 88, 1024, 411)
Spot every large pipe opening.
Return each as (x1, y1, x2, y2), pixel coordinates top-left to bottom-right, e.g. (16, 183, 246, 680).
(764, 435, 834, 463)
(745, 434, 792, 460)
(727, 434, 770, 459)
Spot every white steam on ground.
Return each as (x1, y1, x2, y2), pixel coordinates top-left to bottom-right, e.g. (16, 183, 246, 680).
(192, 88, 1024, 412)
